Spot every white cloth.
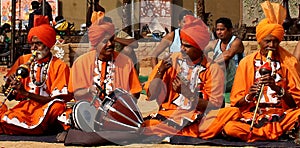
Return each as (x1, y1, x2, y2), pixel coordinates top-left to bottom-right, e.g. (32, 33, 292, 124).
(169, 28, 181, 53)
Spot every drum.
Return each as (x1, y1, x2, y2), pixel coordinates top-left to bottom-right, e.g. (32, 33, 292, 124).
(72, 100, 97, 132)
(94, 88, 144, 132)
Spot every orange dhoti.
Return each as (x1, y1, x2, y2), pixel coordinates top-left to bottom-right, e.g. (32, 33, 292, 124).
(224, 108, 300, 142)
(0, 99, 66, 135)
(143, 107, 241, 139)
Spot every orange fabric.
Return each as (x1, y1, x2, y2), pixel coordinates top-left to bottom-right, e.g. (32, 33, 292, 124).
(143, 53, 231, 138)
(224, 109, 300, 142)
(88, 16, 115, 47)
(91, 11, 105, 25)
(0, 101, 66, 135)
(143, 107, 241, 139)
(7, 54, 71, 99)
(69, 50, 142, 100)
(1, 54, 70, 135)
(256, 19, 284, 43)
(27, 24, 56, 48)
(255, 1, 285, 43)
(227, 47, 300, 142)
(33, 15, 50, 27)
(230, 47, 300, 109)
(180, 15, 210, 50)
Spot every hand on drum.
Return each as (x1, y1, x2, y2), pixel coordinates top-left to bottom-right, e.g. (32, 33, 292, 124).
(87, 85, 98, 96)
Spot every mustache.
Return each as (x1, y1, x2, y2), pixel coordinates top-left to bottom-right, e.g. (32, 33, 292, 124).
(105, 45, 115, 50)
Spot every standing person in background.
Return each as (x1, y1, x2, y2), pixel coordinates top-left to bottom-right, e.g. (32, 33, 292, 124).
(205, 17, 244, 93)
(293, 40, 300, 61)
(115, 26, 140, 74)
(0, 23, 11, 53)
(150, 9, 193, 68)
(223, 1, 300, 142)
(86, 0, 105, 28)
(28, 1, 41, 31)
(38, 0, 53, 24)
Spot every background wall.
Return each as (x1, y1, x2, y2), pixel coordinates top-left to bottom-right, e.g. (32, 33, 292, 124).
(60, 0, 242, 30)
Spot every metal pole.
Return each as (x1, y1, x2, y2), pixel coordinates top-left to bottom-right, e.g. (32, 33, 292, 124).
(42, 0, 45, 16)
(9, 0, 17, 67)
(131, 0, 134, 38)
(194, 0, 197, 17)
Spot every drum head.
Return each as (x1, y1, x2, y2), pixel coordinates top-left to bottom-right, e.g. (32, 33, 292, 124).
(72, 101, 97, 132)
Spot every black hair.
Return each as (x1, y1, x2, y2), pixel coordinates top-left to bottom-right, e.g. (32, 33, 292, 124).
(216, 17, 233, 29)
(55, 16, 65, 22)
(178, 9, 193, 21)
(1, 23, 10, 30)
(31, 1, 40, 9)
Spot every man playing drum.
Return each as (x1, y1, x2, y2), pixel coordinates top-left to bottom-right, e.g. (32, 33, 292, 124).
(143, 15, 240, 139)
(69, 16, 142, 106)
(66, 14, 142, 135)
(0, 16, 71, 135)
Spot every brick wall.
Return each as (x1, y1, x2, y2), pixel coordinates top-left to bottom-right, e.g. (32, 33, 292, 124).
(52, 41, 299, 68)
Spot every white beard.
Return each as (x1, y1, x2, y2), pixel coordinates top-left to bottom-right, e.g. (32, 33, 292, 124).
(34, 48, 49, 60)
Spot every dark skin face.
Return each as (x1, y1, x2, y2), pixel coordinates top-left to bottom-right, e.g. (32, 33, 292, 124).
(30, 36, 51, 60)
(180, 39, 203, 62)
(215, 23, 232, 42)
(96, 34, 115, 61)
(259, 34, 280, 57)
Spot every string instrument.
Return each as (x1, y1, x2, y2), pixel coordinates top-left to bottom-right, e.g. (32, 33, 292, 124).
(248, 48, 274, 139)
(2, 51, 37, 101)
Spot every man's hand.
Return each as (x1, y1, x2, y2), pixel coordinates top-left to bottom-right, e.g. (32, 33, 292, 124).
(259, 74, 280, 92)
(172, 75, 194, 99)
(156, 54, 172, 77)
(10, 79, 27, 97)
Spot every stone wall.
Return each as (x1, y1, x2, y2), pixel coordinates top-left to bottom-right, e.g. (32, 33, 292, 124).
(53, 41, 299, 68)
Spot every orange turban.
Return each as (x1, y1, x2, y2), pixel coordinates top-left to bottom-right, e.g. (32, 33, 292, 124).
(88, 16, 115, 47)
(180, 15, 210, 50)
(256, 1, 286, 43)
(27, 16, 56, 48)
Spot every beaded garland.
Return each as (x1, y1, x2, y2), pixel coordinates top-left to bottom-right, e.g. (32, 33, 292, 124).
(30, 56, 52, 87)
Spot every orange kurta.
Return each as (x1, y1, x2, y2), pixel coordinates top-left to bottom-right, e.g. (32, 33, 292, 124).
(224, 47, 300, 142)
(69, 50, 142, 100)
(0, 53, 70, 135)
(143, 53, 240, 139)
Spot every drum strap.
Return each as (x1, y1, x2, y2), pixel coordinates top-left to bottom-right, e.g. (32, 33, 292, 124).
(145, 113, 204, 130)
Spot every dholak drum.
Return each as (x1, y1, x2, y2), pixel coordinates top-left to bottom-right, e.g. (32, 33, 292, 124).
(94, 88, 144, 132)
(72, 100, 97, 132)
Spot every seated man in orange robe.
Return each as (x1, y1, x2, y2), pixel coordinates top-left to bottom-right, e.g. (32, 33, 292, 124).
(142, 15, 240, 139)
(66, 15, 142, 134)
(223, 1, 300, 142)
(0, 16, 71, 135)
(69, 16, 142, 104)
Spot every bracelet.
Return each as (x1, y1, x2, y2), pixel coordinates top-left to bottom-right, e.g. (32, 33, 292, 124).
(277, 88, 285, 98)
(244, 94, 252, 103)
